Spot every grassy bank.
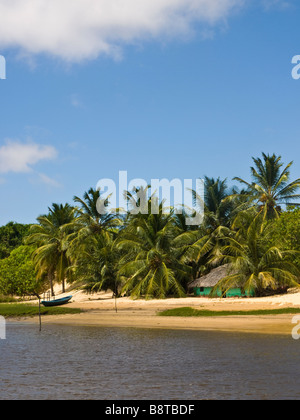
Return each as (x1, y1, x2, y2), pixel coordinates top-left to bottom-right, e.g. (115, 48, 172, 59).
(158, 307, 300, 317)
(0, 303, 82, 318)
(0, 295, 18, 303)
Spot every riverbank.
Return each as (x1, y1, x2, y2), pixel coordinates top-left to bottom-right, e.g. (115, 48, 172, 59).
(35, 308, 297, 335)
(18, 289, 300, 336)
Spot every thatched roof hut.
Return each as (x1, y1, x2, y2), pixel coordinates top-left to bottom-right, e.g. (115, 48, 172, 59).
(188, 265, 255, 297)
(188, 265, 232, 289)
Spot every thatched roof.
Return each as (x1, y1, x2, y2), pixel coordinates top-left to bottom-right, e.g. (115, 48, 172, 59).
(188, 265, 232, 289)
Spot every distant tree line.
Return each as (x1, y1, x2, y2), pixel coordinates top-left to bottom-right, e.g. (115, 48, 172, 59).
(1, 152, 300, 299)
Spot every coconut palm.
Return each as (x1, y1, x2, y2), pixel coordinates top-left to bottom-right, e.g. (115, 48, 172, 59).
(116, 202, 191, 299)
(210, 211, 300, 296)
(190, 176, 239, 231)
(173, 225, 217, 280)
(74, 188, 120, 233)
(186, 177, 240, 279)
(26, 203, 76, 295)
(233, 153, 300, 220)
(203, 176, 237, 229)
(70, 189, 121, 268)
(125, 185, 151, 215)
(47, 203, 77, 227)
(68, 229, 120, 296)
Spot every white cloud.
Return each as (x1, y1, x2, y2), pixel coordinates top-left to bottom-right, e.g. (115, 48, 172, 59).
(0, 140, 57, 174)
(0, 0, 245, 62)
(37, 173, 62, 188)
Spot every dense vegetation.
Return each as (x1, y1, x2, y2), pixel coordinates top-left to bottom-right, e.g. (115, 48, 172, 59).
(1, 152, 300, 300)
(0, 222, 31, 259)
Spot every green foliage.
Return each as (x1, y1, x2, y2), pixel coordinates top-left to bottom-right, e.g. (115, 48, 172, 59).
(117, 204, 192, 299)
(211, 211, 300, 296)
(202, 176, 236, 229)
(69, 230, 121, 294)
(26, 203, 77, 295)
(0, 222, 31, 259)
(74, 188, 121, 233)
(0, 295, 17, 303)
(234, 153, 300, 220)
(268, 208, 300, 266)
(67, 189, 122, 294)
(0, 245, 40, 296)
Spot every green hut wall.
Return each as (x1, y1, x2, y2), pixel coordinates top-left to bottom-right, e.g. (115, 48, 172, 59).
(193, 287, 255, 298)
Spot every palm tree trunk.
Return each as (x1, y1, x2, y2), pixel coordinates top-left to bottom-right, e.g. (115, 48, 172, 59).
(48, 269, 55, 297)
(38, 296, 42, 332)
(114, 281, 118, 313)
(59, 253, 66, 293)
(34, 293, 42, 332)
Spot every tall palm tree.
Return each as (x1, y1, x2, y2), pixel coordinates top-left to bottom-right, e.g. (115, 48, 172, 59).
(125, 185, 151, 216)
(70, 188, 121, 275)
(190, 176, 239, 231)
(203, 176, 236, 229)
(233, 153, 300, 220)
(116, 202, 191, 299)
(210, 211, 300, 296)
(68, 229, 120, 296)
(186, 177, 239, 279)
(47, 203, 77, 227)
(74, 188, 121, 236)
(172, 225, 216, 281)
(26, 204, 76, 295)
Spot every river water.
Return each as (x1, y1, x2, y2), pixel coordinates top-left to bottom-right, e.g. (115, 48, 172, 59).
(0, 323, 299, 400)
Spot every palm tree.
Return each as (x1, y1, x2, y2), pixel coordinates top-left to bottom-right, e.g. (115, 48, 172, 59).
(203, 176, 236, 229)
(190, 176, 241, 231)
(47, 203, 77, 227)
(125, 185, 151, 216)
(70, 188, 122, 269)
(186, 177, 239, 279)
(26, 204, 76, 295)
(74, 188, 120, 234)
(116, 202, 191, 299)
(233, 153, 300, 220)
(68, 229, 120, 296)
(172, 226, 216, 281)
(210, 211, 300, 296)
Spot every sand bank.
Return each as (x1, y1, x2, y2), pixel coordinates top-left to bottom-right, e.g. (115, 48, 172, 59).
(24, 288, 300, 336)
(39, 309, 297, 336)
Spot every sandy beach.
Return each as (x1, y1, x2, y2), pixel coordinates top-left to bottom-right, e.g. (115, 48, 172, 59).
(23, 287, 300, 336)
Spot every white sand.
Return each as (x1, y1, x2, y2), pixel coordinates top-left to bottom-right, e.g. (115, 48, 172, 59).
(23, 286, 300, 336)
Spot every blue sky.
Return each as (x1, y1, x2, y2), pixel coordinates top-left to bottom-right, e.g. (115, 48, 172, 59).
(0, 0, 300, 225)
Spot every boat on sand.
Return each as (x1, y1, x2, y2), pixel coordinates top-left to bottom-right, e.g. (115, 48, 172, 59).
(41, 296, 72, 307)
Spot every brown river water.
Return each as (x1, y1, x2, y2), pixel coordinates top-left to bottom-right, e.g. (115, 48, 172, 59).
(0, 322, 299, 400)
